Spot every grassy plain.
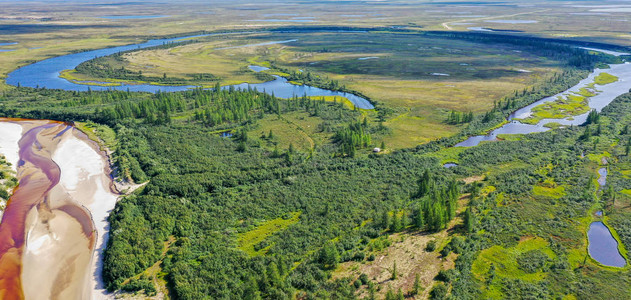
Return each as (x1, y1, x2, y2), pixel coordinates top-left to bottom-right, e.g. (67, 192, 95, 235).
(1, 2, 631, 298)
(237, 212, 301, 257)
(66, 31, 566, 148)
(0, 0, 630, 92)
(0, 0, 628, 151)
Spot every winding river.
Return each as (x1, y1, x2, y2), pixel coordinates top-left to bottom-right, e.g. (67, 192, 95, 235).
(457, 61, 631, 147)
(0, 120, 118, 299)
(6, 33, 374, 109)
(1, 34, 630, 298)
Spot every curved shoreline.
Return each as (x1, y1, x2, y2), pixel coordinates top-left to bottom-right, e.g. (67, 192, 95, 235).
(5, 31, 376, 109)
(456, 61, 631, 147)
(0, 119, 119, 299)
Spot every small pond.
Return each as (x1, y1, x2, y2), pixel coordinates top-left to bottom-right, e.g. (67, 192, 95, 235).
(598, 168, 607, 187)
(588, 221, 626, 267)
(248, 65, 270, 72)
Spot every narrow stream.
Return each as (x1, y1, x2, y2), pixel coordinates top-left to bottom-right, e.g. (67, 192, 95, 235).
(457, 61, 631, 147)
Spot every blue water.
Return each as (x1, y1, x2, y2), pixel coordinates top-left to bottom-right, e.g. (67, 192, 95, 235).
(0, 42, 18, 47)
(443, 163, 458, 168)
(598, 168, 607, 187)
(456, 62, 631, 147)
(588, 222, 626, 267)
(6, 33, 374, 109)
(248, 65, 270, 72)
(227, 75, 374, 109)
(102, 15, 169, 19)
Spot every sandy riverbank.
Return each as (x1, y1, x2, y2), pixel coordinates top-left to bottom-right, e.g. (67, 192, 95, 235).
(0, 119, 119, 300)
(0, 120, 23, 172)
(52, 128, 118, 300)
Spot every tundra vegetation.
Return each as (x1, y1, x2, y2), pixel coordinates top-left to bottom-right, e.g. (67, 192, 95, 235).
(0, 29, 630, 299)
(1, 1, 631, 299)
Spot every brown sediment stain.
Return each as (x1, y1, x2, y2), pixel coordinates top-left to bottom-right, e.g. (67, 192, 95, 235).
(0, 121, 97, 299)
(50, 253, 79, 300)
(57, 204, 96, 248)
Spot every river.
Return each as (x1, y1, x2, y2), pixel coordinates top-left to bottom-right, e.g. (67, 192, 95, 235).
(0, 119, 118, 299)
(457, 59, 631, 147)
(0, 35, 628, 298)
(6, 32, 374, 109)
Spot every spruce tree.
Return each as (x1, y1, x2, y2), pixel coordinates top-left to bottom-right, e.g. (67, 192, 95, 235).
(412, 273, 421, 295)
(391, 261, 398, 280)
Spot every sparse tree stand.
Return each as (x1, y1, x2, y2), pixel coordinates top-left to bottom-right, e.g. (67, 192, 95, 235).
(464, 207, 474, 233)
(317, 242, 339, 269)
(412, 273, 421, 295)
(385, 287, 395, 300)
(391, 261, 398, 280)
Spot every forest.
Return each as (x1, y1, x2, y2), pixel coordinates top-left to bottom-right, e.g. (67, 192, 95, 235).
(0, 28, 629, 300)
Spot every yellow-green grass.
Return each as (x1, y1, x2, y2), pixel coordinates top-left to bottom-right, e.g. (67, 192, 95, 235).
(576, 87, 597, 97)
(383, 110, 460, 149)
(305, 96, 356, 110)
(60, 70, 125, 87)
(532, 178, 566, 199)
(75, 121, 118, 152)
(472, 237, 556, 299)
(67, 31, 564, 148)
(256, 114, 315, 151)
(594, 72, 619, 85)
(237, 212, 301, 256)
(422, 145, 466, 164)
(621, 189, 631, 196)
(497, 133, 524, 141)
(533, 185, 566, 199)
(116, 34, 278, 86)
(543, 122, 563, 129)
(520, 94, 589, 125)
(517, 72, 618, 126)
(480, 185, 497, 196)
(586, 152, 610, 164)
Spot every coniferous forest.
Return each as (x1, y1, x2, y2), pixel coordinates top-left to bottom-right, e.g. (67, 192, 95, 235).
(0, 23, 630, 300)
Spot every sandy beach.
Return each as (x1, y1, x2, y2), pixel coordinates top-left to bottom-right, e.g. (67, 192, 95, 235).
(52, 128, 118, 300)
(0, 120, 23, 171)
(0, 120, 119, 300)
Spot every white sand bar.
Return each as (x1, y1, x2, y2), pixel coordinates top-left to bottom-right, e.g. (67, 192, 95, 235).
(0, 121, 23, 171)
(52, 129, 118, 299)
